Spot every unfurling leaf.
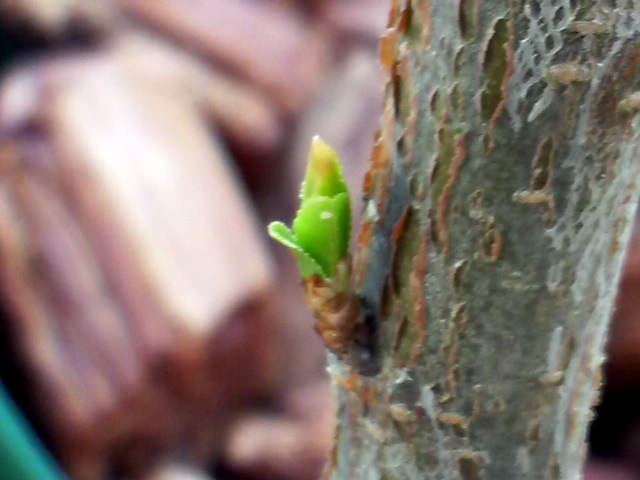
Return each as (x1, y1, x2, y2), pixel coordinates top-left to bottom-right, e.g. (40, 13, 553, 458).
(268, 136, 351, 279)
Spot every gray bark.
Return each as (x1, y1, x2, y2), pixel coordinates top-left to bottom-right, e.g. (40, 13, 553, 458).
(327, 1, 640, 479)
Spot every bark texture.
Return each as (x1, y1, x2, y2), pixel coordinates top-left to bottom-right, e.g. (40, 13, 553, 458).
(327, 1, 640, 479)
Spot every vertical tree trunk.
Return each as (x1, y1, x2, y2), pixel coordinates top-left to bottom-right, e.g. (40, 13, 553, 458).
(327, 1, 640, 479)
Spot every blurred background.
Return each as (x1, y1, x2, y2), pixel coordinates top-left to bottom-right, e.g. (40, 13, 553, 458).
(0, 1, 638, 479)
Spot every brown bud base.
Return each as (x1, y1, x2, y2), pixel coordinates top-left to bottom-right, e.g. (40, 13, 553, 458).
(302, 258, 380, 376)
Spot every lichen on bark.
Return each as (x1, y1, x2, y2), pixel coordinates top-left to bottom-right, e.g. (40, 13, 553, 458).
(326, 1, 640, 479)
